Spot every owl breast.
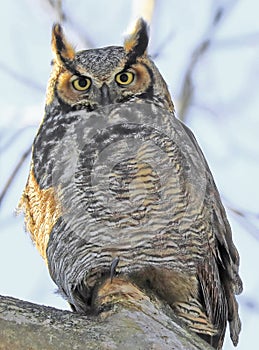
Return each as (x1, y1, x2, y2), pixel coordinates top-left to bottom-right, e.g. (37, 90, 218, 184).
(43, 100, 209, 308)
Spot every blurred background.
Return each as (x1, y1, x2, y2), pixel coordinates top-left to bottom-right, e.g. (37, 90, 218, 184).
(0, 1, 259, 349)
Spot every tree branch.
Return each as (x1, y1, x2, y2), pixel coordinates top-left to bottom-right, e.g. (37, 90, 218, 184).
(0, 280, 213, 350)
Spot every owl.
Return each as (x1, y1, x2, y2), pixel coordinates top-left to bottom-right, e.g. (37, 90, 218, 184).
(19, 19, 242, 349)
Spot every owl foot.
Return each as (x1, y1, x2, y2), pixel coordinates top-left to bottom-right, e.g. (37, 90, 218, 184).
(110, 256, 120, 283)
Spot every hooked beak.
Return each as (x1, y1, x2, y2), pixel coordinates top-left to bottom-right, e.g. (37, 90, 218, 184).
(100, 83, 112, 105)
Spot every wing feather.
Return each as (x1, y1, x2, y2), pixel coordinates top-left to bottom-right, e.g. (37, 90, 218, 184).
(180, 121, 242, 345)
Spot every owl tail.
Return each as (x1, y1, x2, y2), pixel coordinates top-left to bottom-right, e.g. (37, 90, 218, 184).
(173, 300, 224, 349)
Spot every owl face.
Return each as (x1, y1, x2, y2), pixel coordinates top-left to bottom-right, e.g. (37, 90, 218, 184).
(46, 20, 174, 113)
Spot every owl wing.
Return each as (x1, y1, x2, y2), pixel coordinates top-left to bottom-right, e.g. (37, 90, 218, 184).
(180, 121, 242, 345)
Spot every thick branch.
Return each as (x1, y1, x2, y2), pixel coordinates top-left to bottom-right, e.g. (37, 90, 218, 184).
(0, 280, 213, 350)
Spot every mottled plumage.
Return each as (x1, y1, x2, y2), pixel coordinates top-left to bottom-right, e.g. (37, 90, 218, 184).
(19, 19, 242, 349)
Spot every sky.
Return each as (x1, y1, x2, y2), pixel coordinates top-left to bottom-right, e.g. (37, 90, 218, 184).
(1, 1, 259, 349)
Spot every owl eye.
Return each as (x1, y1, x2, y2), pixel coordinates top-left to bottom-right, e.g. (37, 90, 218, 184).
(115, 71, 135, 86)
(71, 76, 92, 91)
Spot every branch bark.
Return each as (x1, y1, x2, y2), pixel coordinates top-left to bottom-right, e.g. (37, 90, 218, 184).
(0, 280, 213, 350)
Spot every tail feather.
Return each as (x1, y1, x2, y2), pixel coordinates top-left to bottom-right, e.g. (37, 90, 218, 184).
(173, 300, 226, 349)
(173, 300, 218, 336)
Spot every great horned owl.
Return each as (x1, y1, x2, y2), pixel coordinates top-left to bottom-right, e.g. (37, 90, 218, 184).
(19, 19, 242, 349)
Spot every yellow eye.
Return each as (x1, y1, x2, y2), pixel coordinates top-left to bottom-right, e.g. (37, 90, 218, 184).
(115, 71, 135, 86)
(71, 76, 91, 91)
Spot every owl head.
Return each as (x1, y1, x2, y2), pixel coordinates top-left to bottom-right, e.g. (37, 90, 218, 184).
(46, 19, 174, 114)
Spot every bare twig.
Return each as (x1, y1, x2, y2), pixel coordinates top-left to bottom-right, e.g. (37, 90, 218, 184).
(0, 62, 45, 92)
(0, 146, 31, 207)
(223, 196, 259, 241)
(47, 0, 65, 22)
(151, 29, 175, 59)
(177, 39, 210, 121)
(46, 0, 95, 48)
(177, 2, 237, 122)
(239, 295, 259, 313)
(214, 32, 259, 48)
(130, 0, 156, 25)
(0, 126, 36, 153)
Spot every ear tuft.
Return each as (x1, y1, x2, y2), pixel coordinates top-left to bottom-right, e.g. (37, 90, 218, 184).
(124, 18, 149, 58)
(52, 23, 75, 63)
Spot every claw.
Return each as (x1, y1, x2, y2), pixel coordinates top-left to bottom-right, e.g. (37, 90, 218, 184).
(110, 257, 120, 283)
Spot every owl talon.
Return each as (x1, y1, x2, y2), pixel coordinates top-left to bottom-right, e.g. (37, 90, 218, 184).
(110, 257, 120, 283)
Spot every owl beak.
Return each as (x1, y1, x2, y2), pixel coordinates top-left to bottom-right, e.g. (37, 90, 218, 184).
(100, 83, 112, 105)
